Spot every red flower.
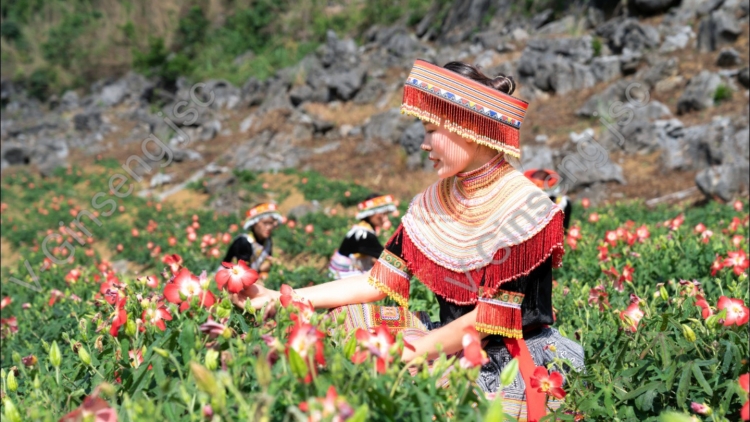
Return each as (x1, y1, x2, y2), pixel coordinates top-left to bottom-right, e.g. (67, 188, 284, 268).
(635, 225, 650, 242)
(280, 284, 315, 324)
(299, 386, 355, 422)
(109, 298, 128, 337)
(100, 273, 126, 306)
(678, 279, 702, 297)
(604, 231, 618, 247)
(65, 268, 82, 283)
(739, 373, 749, 421)
(723, 251, 749, 276)
(597, 245, 609, 262)
(0, 296, 11, 310)
(568, 226, 582, 240)
(695, 295, 713, 319)
(352, 326, 397, 374)
(141, 302, 172, 331)
(670, 214, 685, 230)
(49, 289, 65, 306)
(694, 223, 706, 234)
(459, 326, 489, 369)
(717, 296, 749, 326)
(588, 213, 599, 223)
(566, 235, 578, 250)
(700, 230, 713, 244)
(711, 255, 725, 276)
(690, 402, 712, 415)
(0, 316, 18, 338)
(161, 254, 183, 275)
(530, 366, 566, 399)
(59, 389, 117, 422)
(305, 224, 314, 234)
(163, 268, 216, 312)
(581, 198, 590, 209)
(728, 216, 742, 232)
(733, 235, 744, 248)
(215, 260, 258, 293)
(588, 286, 609, 311)
(287, 322, 326, 383)
(620, 302, 644, 332)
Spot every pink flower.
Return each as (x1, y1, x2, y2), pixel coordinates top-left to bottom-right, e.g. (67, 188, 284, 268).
(723, 251, 749, 276)
(694, 223, 707, 234)
(59, 389, 117, 422)
(690, 402, 712, 415)
(65, 268, 82, 283)
(711, 255, 725, 276)
(352, 326, 397, 374)
(530, 366, 566, 399)
(287, 322, 326, 383)
(581, 198, 590, 209)
(459, 326, 489, 369)
(597, 245, 609, 262)
(141, 302, 172, 331)
(695, 295, 713, 319)
(280, 285, 314, 324)
(717, 296, 749, 326)
(216, 260, 258, 293)
(566, 235, 578, 250)
(163, 268, 216, 312)
(733, 235, 744, 248)
(620, 303, 644, 332)
(299, 386, 355, 422)
(700, 230, 713, 243)
(568, 226, 582, 240)
(739, 374, 749, 421)
(161, 254, 183, 275)
(199, 319, 231, 339)
(588, 213, 599, 223)
(588, 286, 609, 312)
(0, 296, 10, 310)
(635, 225, 650, 241)
(49, 289, 65, 307)
(305, 224, 314, 234)
(605, 231, 618, 247)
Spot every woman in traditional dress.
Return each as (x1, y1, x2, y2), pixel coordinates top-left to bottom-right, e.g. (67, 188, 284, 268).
(234, 60, 585, 420)
(222, 203, 283, 280)
(328, 194, 397, 279)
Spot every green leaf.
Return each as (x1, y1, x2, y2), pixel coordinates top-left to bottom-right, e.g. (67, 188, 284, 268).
(485, 395, 504, 421)
(343, 334, 357, 360)
(691, 363, 713, 395)
(619, 381, 662, 402)
(721, 342, 734, 374)
(179, 320, 196, 363)
(659, 411, 694, 422)
(348, 405, 368, 422)
(676, 366, 692, 404)
(288, 348, 308, 380)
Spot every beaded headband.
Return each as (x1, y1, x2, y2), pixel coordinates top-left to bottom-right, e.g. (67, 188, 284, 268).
(401, 59, 529, 158)
(356, 195, 397, 220)
(243, 203, 283, 230)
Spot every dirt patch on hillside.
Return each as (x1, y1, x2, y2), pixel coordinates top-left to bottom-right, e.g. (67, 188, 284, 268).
(0, 237, 21, 269)
(163, 188, 210, 211)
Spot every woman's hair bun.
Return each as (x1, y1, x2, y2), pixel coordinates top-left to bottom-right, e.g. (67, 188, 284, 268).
(491, 74, 515, 96)
(443, 61, 516, 96)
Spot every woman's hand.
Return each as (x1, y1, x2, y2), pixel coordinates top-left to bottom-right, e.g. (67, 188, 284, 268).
(231, 283, 280, 311)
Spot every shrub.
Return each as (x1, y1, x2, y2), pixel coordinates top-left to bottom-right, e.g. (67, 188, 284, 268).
(714, 84, 732, 104)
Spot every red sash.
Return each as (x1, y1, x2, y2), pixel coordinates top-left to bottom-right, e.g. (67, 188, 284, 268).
(503, 337, 547, 422)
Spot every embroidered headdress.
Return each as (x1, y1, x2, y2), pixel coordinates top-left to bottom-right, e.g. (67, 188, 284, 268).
(356, 195, 397, 220)
(401, 59, 529, 158)
(243, 203, 283, 230)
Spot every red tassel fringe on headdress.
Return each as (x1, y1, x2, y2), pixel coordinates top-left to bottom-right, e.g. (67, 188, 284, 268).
(402, 85, 522, 158)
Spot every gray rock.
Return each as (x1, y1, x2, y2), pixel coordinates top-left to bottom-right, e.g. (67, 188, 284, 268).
(353, 79, 386, 105)
(60, 91, 80, 110)
(696, 0, 726, 16)
(638, 57, 679, 88)
(289, 85, 315, 107)
(697, 9, 742, 52)
(363, 108, 411, 145)
(73, 110, 103, 132)
(438, 0, 492, 43)
(530, 9, 555, 29)
(619, 48, 644, 75)
(676, 71, 722, 114)
(172, 148, 203, 163)
(659, 25, 693, 52)
(521, 145, 555, 171)
(716, 48, 741, 67)
(399, 121, 425, 155)
(99, 80, 128, 107)
(603, 101, 673, 153)
(629, 0, 680, 15)
(537, 16, 577, 36)
(205, 173, 236, 195)
(591, 56, 622, 83)
(325, 66, 367, 101)
(607, 18, 661, 54)
(655, 118, 691, 170)
(200, 120, 222, 141)
(576, 79, 632, 117)
(288, 202, 321, 220)
(199, 80, 242, 110)
(695, 162, 750, 200)
(242, 77, 267, 107)
(150, 173, 173, 188)
(738, 67, 750, 88)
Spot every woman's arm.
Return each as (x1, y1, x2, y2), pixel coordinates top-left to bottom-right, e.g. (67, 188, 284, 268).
(233, 272, 387, 310)
(401, 307, 488, 362)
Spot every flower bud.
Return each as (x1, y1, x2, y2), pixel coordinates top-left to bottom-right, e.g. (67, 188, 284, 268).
(216, 306, 231, 320)
(500, 358, 519, 387)
(203, 404, 214, 418)
(33, 375, 41, 390)
(41, 340, 50, 353)
(11, 352, 20, 364)
(2, 397, 22, 422)
(49, 341, 62, 368)
(220, 298, 232, 310)
(681, 324, 696, 343)
(336, 308, 348, 325)
(125, 319, 137, 337)
(153, 348, 170, 358)
(78, 346, 92, 365)
(205, 349, 219, 371)
(659, 286, 669, 301)
(61, 332, 70, 342)
(6, 370, 18, 392)
(191, 362, 219, 395)
(79, 319, 88, 342)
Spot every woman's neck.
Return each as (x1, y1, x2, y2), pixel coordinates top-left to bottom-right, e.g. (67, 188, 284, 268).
(455, 153, 507, 195)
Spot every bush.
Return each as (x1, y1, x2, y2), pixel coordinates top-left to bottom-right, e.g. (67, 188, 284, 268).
(24, 67, 57, 101)
(714, 84, 733, 104)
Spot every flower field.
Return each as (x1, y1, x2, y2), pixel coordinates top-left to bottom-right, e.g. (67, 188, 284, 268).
(0, 163, 748, 421)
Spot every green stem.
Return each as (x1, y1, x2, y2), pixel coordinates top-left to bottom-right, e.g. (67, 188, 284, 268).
(389, 361, 417, 398)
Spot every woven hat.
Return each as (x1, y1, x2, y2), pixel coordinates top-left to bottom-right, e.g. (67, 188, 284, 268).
(243, 203, 283, 230)
(401, 59, 529, 158)
(356, 195, 397, 220)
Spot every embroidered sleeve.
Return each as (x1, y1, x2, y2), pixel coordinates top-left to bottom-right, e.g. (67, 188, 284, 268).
(475, 289, 524, 339)
(367, 225, 411, 307)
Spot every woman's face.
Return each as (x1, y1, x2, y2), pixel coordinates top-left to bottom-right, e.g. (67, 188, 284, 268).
(252, 217, 278, 242)
(421, 121, 477, 178)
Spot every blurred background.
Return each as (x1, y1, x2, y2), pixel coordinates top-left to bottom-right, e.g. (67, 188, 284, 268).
(1, 0, 748, 217)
